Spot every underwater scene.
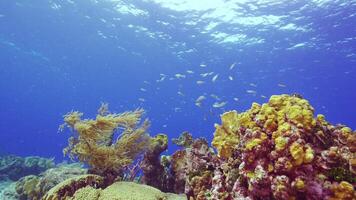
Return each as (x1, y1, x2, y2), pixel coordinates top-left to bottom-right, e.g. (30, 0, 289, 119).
(0, 0, 355, 199)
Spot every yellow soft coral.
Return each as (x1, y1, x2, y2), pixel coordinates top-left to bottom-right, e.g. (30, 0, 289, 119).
(304, 145, 314, 163)
(316, 114, 328, 126)
(289, 142, 304, 166)
(255, 104, 278, 132)
(212, 111, 241, 158)
(271, 95, 316, 135)
(289, 142, 314, 166)
(212, 94, 318, 159)
(329, 181, 356, 200)
(293, 178, 305, 190)
(275, 136, 288, 151)
(245, 132, 267, 151)
(60, 104, 151, 180)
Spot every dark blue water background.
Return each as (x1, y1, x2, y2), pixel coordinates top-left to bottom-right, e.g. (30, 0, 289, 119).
(0, 0, 355, 162)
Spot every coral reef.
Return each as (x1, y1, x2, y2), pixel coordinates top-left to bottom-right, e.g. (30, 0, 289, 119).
(153, 94, 355, 200)
(187, 94, 355, 199)
(6, 94, 352, 200)
(0, 155, 54, 181)
(59, 104, 152, 184)
(14, 163, 86, 200)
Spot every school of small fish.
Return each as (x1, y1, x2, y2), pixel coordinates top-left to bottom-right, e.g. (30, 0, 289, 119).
(136, 62, 290, 119)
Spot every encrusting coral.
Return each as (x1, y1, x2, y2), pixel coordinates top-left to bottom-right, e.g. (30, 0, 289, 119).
(59, 103, 152, 184)
(205, 94, 355, 199)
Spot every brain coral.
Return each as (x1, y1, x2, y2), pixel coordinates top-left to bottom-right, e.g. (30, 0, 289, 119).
(209, 94, 355, 199)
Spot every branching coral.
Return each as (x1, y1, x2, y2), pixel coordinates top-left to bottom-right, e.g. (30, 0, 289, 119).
(60, 104, 151, 184)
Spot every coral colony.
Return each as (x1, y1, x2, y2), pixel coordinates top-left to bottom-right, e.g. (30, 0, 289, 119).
(1, 94, 355, 199)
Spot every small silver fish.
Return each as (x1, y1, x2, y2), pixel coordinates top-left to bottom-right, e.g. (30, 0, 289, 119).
(195, 95, 206, 107)
(156, 76, 166, 82)
(246, 90, 257, 94)
(229, 62, 236, 70)
(196, 95, 206, 102)
(210, 94, 220, 100)
(186, 70, 194, 74)
(249, 83, 257, 87)
(200, 73, 209, 77)
(175, 74, 186, 79)
(213, 101, 227, 108)
(212, 74, 219, 82)
(177, 91, 184, 96)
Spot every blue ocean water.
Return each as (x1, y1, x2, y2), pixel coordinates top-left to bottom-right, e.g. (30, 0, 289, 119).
(0, 0, 355, 161)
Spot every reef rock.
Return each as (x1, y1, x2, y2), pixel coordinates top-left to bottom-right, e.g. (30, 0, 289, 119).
(170, 132, 218, 197)
(141, 133, 174, 192)
(0, 155, 54, 181)
(0, 181, 19, 200)
(15, 163, 86, 200)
